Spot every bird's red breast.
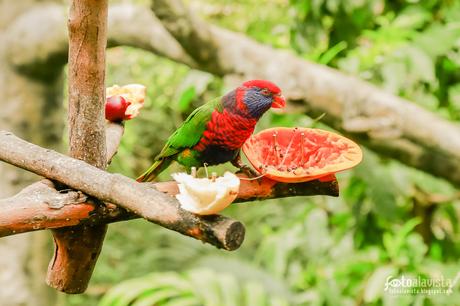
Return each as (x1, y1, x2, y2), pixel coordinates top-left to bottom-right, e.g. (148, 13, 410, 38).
(194, 109, 257, 152)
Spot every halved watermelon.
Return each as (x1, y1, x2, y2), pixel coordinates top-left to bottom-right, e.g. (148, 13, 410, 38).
(242, 127, 362, 183)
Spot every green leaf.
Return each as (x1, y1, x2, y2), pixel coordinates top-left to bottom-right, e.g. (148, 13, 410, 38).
(318, 41, 347, 65)
(383, 218, 422, 261)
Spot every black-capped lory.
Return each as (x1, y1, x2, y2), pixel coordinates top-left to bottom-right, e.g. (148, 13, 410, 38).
(137, 80, 286, 182)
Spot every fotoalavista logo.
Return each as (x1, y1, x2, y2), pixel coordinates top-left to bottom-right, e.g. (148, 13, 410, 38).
(384, 273, 460, 295)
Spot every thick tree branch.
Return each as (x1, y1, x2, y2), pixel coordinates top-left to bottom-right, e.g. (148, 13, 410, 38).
(46, 0, 109, 294)
(151, 0, 219, 73)
(0, 122, 125, 237)
(67, 0, 108, 169)
(0, 130, 246, 251)
(0, 176, 338, 238)
(107, 4, 195, 66)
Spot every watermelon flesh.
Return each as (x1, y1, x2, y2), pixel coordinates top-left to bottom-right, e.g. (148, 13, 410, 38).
(242, 127, 363, 183)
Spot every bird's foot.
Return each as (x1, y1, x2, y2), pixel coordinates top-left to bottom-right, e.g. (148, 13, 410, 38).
(236, 165, 264, 185)
(237, 165, 259, 178)
(232, 154, 263, 183)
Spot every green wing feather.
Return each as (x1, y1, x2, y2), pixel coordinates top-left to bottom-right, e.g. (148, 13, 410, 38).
(157, 97, 223, 159)
(137, 97, 223, 182)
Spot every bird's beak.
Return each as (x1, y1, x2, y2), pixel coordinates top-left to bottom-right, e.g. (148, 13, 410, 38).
(271, 94, 286, 108)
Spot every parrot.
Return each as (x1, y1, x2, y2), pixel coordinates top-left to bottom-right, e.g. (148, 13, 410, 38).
(137, 79, 286, 182)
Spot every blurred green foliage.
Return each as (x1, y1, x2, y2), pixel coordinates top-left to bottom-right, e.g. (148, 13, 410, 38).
(66, 0, 460, 305)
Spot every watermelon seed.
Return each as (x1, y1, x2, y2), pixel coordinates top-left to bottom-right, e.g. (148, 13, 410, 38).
(272, 132, 280, 165)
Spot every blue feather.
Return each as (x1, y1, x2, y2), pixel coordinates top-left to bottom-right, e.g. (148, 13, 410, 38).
(243, 87, 273, 118)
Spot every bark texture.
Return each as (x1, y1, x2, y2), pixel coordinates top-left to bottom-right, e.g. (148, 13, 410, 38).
(151, 0, 218, 73)
(46, 0, 109, 294)
(67, 0, 108, 168)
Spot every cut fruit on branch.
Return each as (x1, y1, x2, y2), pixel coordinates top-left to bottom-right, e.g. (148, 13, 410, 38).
(105, 84, 146, 121)
(172, 171, 240, 215)
(243, 127, 362, 183)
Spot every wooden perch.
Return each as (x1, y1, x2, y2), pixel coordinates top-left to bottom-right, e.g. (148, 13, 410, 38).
(47, 0, 109, 293)
(0, 175, 338, 238)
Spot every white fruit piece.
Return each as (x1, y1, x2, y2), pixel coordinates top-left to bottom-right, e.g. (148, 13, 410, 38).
(172, 171, 240, 215)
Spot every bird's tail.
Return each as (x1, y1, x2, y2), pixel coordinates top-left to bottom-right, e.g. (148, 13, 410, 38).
(136, 158, 172, 182)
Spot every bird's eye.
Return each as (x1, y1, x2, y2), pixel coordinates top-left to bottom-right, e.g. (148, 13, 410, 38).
(261, 88, 271, 96)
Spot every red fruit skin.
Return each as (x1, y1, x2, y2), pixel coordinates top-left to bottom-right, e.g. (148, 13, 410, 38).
(105, 95, 131, 122)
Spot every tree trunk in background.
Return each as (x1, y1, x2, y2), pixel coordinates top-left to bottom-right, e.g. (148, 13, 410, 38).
(0, 1, 65, 305)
